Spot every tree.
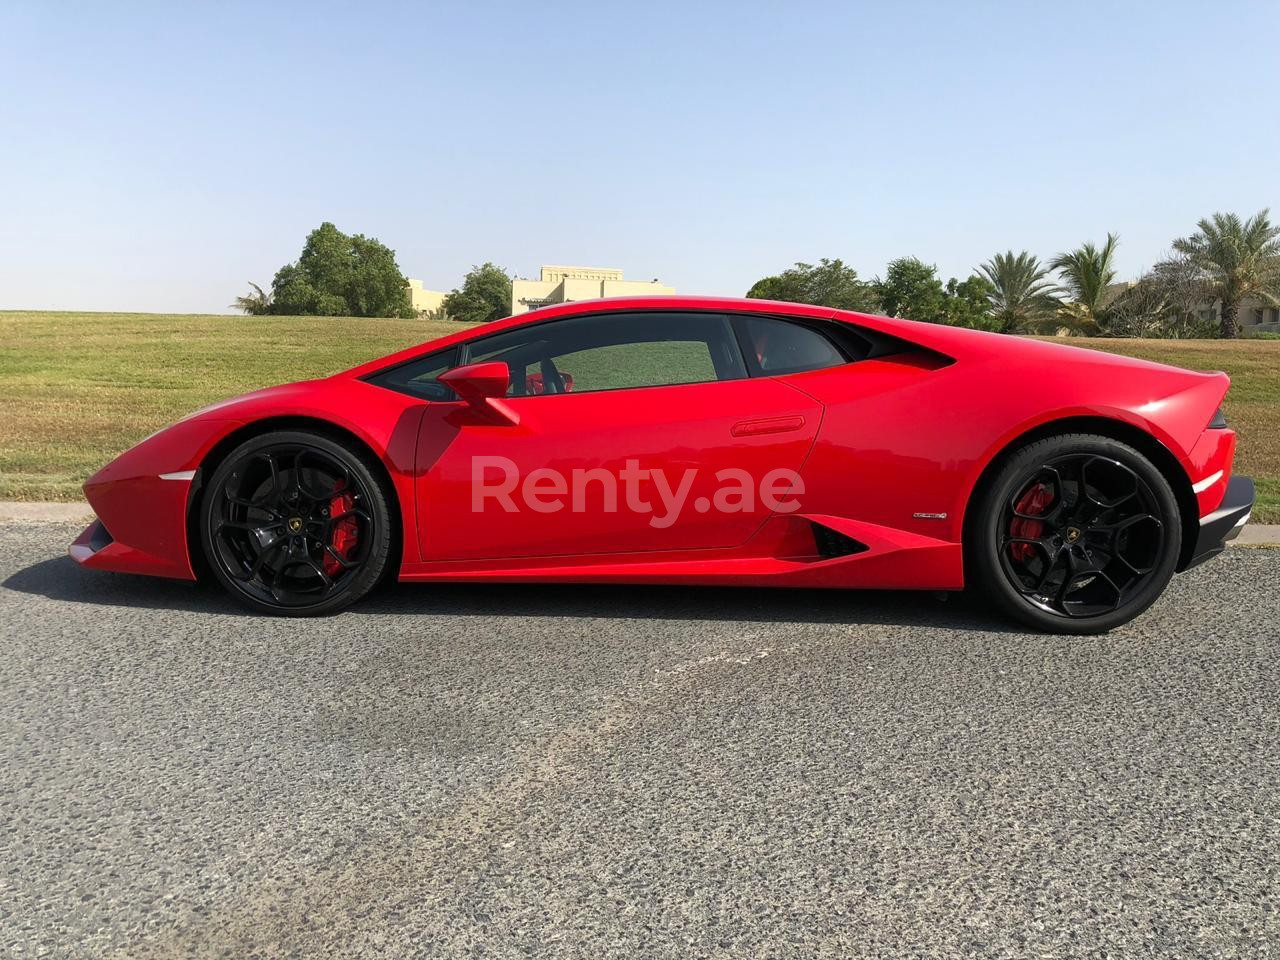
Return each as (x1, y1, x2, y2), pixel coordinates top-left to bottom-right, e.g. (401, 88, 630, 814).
(442, 262, 512, 323)
(875, 257, 948, 324)
(267, 222, 416, 318)
(875, 260, 996, 329)
(943, 274, 996, 329)
(977, 251, 1060, 333)
(1169, 209, 1280, 338)
(231, 281, 272, 316)
(1107, 254, 1215, 338)
(744, 274, 802, 302)
(745, 259, 880, 313)
(1050, 233, 1120, 335)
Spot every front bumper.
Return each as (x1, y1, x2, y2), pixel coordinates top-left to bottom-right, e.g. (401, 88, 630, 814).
(69, 471, 198, 580)
(68, 472, 197, 580)
(65, 417, 245, 581)
(1186, 475, 1255, 569)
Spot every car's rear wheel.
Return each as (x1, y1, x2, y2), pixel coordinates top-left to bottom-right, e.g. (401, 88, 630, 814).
(200, 430, 393, 616)
(970, 434, 1181, 634)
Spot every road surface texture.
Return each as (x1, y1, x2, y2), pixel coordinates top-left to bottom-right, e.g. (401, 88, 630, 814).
(2, 521, 1278, 958)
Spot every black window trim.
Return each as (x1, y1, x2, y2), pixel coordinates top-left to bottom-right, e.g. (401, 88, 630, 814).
(456, 310, 746, 398)
(363, 308, 903, 401)
(458, 309, 738, 363)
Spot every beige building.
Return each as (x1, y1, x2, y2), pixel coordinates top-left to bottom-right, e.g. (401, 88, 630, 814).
(406, 278, 448, 315)
(1199, 296, 1280, 335)
(511, 265, 674, 316)
(1104, 282, 1280, 335)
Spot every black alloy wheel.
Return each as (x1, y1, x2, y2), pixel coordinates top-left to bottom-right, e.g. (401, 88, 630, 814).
(972, 434, 1181, 634)
(200, 430, 393, 615)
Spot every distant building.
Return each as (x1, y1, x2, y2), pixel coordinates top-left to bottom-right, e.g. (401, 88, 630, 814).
(510, 265, 674, 316)
(1198, 296, 1280, 335)
(406, 278, 448, 316)
(1105, 283, 1280, 335)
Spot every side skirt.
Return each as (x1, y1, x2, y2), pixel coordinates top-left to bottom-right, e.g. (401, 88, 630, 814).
(399, 514, 964, 591)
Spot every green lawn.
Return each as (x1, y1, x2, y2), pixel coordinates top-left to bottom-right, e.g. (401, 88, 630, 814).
(2, 313, 1277, 520)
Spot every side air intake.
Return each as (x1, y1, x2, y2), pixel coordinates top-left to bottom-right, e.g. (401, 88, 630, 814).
(86, 519, 114, 553)
(811, 521, 869, 559)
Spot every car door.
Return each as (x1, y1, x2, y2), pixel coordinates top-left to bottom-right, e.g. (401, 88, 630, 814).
(412, 311, 824, 562)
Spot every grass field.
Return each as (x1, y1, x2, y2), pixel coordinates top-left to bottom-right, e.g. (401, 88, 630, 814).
(0, 311, 463, 501)
(1060, 338, 1280, 522)
(2, 312, 1277, 520)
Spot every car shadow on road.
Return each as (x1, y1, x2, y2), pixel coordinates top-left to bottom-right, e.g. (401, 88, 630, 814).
(4, 554, 1020, 633)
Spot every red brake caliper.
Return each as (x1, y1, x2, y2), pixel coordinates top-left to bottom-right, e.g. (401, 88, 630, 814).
(1009, 483, 1052, 562)
(323, 491, 357, 577)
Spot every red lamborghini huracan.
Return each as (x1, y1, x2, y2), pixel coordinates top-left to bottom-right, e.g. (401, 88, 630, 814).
(70, 296, 1254, 633)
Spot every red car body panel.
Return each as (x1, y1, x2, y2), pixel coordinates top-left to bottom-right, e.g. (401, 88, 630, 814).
(70, 296, 1240, 593)
(413, 375, 822, 561)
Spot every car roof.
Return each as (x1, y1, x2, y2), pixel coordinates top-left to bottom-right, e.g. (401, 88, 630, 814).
(339, 293, 1222, 392)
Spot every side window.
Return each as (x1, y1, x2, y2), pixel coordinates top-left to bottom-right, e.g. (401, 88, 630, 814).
(462, 312, 747, 396)
(740, 316, 847, 374)
(552, 341, 718, 393)
(366, 347, 458, 400)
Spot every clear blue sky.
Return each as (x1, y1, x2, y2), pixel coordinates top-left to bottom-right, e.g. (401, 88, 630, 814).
(2, 0, 1277, 314)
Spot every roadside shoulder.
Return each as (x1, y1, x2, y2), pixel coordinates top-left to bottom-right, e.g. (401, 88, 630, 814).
(0, 501, 94, 523)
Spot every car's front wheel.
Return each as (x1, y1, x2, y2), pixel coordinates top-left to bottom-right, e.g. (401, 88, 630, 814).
(970, 433, 1182, 634)
(200, 430, 394, 616)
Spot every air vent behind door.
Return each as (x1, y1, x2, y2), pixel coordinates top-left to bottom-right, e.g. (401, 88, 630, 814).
(811, 521, 868, 559)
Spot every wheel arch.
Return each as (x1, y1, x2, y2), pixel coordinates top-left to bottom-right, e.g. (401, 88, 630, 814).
(185, 415, 405, 580)
(961, 415, 1200, 576)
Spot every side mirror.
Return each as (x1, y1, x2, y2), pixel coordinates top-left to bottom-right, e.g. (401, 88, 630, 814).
(438, 362, 520, 426)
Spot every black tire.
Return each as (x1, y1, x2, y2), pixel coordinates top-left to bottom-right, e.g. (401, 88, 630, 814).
(969, 433, 1181, 634)
(200, 430, 394, 616)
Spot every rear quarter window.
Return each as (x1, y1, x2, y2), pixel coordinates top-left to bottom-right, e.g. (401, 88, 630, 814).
(738, 315, 850, 374)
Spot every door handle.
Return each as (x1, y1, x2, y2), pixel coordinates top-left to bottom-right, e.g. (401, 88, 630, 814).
(731, 416, 806, 438)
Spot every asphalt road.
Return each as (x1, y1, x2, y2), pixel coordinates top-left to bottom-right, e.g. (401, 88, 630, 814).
(2, 522, 1278, 959)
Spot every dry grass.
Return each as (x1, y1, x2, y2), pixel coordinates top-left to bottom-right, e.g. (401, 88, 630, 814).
(0, 311, 463, 500)
(2, 313, 1277, 520)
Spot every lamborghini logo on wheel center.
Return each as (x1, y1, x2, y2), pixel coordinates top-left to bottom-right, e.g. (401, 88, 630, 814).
(287, 517, 303, 533)
(1065, 526, 1082, 544)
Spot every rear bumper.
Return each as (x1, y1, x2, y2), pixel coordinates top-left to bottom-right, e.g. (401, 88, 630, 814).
(1185, 475, 1255, 570)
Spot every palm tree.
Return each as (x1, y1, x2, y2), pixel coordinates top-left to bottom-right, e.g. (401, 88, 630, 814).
(977, 251, 1060, 333)
(1050, 233, 1120, 335)
(1170, 209, 1280, 338)
(231, 281, 273, 316)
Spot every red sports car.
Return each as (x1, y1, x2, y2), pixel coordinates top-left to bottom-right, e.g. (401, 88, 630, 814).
(70, 296, 1254, 633)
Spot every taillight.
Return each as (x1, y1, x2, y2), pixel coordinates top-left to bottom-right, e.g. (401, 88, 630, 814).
(1209, 408, 1228, 429)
